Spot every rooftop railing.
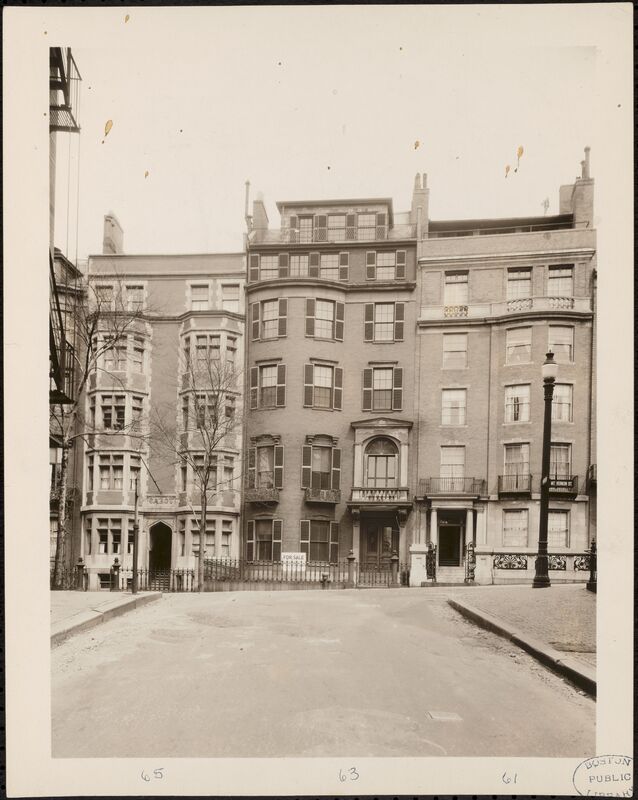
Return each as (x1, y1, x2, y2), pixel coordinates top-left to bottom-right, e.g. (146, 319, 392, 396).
(250, 223, 417, 245)
(418, 477, 486, 496)
(350, 487, 411, 503)
(427, 219, 588, 239)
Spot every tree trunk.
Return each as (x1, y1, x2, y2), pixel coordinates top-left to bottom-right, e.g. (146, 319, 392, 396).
(52, 442, 71, 589)
(197, 491, 207, 591)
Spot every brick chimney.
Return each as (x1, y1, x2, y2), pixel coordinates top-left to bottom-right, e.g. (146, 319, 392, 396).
(558, 147, 594, 227)
(252, 192, 269, 232)
(410, 172, 429, 238)
(103, 213, 124, 254)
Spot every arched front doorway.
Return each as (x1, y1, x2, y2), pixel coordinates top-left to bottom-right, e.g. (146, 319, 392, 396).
(149, 522, 172, 575)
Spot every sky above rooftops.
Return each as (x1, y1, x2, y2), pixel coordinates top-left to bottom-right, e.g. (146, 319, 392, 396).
(51, 7, 605, 261)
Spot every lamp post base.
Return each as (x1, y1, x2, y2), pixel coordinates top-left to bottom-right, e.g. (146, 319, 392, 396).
(532, 554, 551, 588)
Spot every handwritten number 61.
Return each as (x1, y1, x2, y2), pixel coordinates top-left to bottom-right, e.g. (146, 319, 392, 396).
(339, 767, 359, 782)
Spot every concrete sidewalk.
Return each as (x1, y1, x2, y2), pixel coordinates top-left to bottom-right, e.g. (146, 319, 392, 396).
(447, 584, 596, 696)
(51, 591, 162, 646)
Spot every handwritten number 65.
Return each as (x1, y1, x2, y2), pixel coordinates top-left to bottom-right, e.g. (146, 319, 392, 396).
(141, 769, 164, 782)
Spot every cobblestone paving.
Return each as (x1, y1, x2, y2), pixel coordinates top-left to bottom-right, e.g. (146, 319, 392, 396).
(448, 584, 596, 667)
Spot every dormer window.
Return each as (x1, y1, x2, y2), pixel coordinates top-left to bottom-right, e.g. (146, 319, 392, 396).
(327, 214, 346, 242)
(357, 213, 377, 241)
(298, 216, 314, 244)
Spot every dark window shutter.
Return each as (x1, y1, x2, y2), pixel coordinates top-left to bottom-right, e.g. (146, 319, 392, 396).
(393, 367, 403, 410)
(329, 521, 339, 563)
(396, 250, 407, 279)
(364, 303, 374, 341)
(247, 447, 256, 489)
(278, 253, 289, 278)
(394, 302, 405, 341)
(333, 367, 343, 410)
(273, 519, 282, 561)
(376, 212, 387, 239)
(246, 519, 255, 561)
(305, 298, 316, 337)
(250, 367, 259, 409)
(339, 252, 349, 281)
(309, 253, 320, 278)
(251, 302, 260, 341)
(300, 519, 310, 556)
(301, 445, 312, 488)
(278, 298, 288, 337)
(276, 364, 286, 407)
(345, 214, 356, 240)
(315, 214, 327, 242)
(249, 254, 260, 282)
(366, 251, 377, 281)
(274, 445, 284, 489)
(303, 364, 314, 407)
(289, 215, 298, 243)
(331, 448, 341, 490)
(335, 302, 345, 341)
(362, 368, 373, 410)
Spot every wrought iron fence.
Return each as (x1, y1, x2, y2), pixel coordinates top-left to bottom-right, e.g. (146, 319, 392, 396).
(203, 558, 351, 585)
(117, 568, 197, 592)
(50, 562, 87, 590)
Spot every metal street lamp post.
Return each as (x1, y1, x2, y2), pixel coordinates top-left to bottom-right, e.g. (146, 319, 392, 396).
(533, 351, 558, 588)
(132, 475, 140, 594)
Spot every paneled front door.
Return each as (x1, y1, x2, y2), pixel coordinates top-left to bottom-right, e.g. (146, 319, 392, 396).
(364, 525, 399, 568)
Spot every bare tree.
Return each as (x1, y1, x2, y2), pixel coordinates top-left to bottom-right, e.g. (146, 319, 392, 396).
(151, 346, 243, 591)
(50, 278, 151, 589)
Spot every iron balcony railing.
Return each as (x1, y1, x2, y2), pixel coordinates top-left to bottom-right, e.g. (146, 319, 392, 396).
(304, 487, 341, 504)
(418, 477, 486, 496)
(350, 486, 411, 503)
(498, 474, 532, 495)
(420, 295, 592, 321)
(250, 223, 417, 246)
(245, 487, 280, 503)
(492, 552, 592, 572)
(549, 475, 579, 495)
(49, 47, 82, 133)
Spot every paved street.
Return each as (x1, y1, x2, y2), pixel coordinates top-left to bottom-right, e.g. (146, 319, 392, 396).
(52, 589, 594, 758)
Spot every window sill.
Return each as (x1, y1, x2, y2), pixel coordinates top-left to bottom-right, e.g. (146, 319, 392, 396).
(439, 424, 468, 429)
(502, 421, 532, 426)
(504, 362, 534, 367)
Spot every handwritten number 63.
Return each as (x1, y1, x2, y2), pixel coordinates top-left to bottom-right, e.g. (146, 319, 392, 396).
(339, 767, 359, 782)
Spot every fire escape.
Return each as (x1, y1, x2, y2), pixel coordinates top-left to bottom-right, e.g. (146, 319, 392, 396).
(49, 47, 81, 404)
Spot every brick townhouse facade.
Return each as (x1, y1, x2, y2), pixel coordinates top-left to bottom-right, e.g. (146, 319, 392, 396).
(244, 149, 596, 585)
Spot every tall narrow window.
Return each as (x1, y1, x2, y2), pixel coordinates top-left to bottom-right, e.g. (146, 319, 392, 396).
(548, 266, 573, 297)
(131, 395, 143, 431)
(259, 366, 277, 408)
(129, 455, 140, 491)
(440, 446, 465, 490)
(226, 336, 237, 363)
(552, 384, 573, 422)
(131, 337, 145, 372)
(261, 300, 279, 339)
(548, 326, 574, 363)
(190, 284, 209, 311)
(315, 300, 335, 339)
(362, 366, 402, 411)
(550, 443, 572, 479)
(548, 511, 569, 548)
(290, 254, 309, 277)
(503, 509, 528, 547)
(507, 268, 532, 300)
(506, 328, 532, 364)
(126, 285, 144, 312)
(221, 284, 240, 312)
(503, 443, 530, 491)
(256, 446, 274, 488)
(441, 389, 467, 425)
(298, 217, 314, 244)
(372, 368, 393, 411)
(444, 272, 469, 308)
(221, 520, 232, 557)
(311, 446, 332, 489)
(504, 384, 530, 422)
(442, 333, 468, 368)
(313, 365, 333, 408)
(357, 213, 377, 240)
(376, 252, 396, 281)
(374, 303, 394, 341)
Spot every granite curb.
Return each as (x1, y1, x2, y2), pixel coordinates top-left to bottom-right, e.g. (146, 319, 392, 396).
(448, 597, 596, 698)
(51, 592, 162, 647)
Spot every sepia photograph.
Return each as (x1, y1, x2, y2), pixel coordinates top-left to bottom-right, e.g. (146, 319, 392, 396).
(4, 4, 633, 797)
